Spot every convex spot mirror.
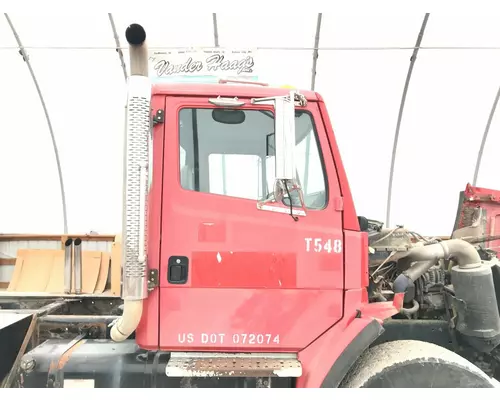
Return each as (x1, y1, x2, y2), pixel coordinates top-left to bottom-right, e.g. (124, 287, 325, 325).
(212, 109, 246, 125)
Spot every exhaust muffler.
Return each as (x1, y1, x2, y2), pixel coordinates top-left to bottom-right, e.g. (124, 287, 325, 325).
(110, 23, 151, 342)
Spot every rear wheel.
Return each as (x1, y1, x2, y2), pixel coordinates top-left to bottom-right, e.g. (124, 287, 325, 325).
(340, 340, 496, 388)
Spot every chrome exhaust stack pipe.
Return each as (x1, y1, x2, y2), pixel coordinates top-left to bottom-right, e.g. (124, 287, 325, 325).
(64, 238, 73, 294)
(73, 238, 82, 294)
(111, 23, 151, 343)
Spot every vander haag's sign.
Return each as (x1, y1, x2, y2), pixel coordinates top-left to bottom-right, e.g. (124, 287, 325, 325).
(148, 48, 259, 82)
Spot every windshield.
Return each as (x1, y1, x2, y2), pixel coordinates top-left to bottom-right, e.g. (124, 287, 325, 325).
(179, 108, 327, 210)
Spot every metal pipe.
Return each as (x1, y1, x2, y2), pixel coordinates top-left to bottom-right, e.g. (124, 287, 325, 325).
(108, 13, 128, 81)
(40, 315, 117, 324)
(4, 14, 68, 234)
(385, 13, 430, 227)
(64, 238, 73, 294)
(7, 45, 500, 51)
(126, 24, 149, 76)
(212, 13, 227, 195)
(73, 238, 82, 294)
(394, 238, 481, 299)
(303, 14, 323, 194)
(472, 84, 500, 186)
(404, 259, 437, 282)
(393, 259, 436, 294)
(310, 13, 322, 92)
(212, 13, 219, 47)
(111, 23, 151, 343)
(401, 238, 481, 270)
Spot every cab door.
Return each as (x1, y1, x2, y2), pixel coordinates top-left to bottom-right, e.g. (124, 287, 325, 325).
(158, 95, 345, 351)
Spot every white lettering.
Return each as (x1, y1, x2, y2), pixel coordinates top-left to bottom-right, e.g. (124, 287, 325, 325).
(334, 239, 342, 253)
(324, 239, 332, 253)
(179, 333, 280, 345)
(314, 238, 322, 252)
(177, 333, 194, 343)
(305, 238, 343, 253)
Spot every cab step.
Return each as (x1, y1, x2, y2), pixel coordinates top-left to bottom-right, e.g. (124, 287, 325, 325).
(165, 352, 302, 378)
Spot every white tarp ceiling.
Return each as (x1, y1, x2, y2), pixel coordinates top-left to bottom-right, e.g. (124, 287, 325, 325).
(2, 13, 500, 236)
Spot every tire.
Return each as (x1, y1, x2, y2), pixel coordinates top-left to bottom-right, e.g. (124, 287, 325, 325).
(340, 340, 496, 388)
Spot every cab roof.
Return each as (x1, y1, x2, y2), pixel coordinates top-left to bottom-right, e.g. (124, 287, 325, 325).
(151, 82, 320, 101)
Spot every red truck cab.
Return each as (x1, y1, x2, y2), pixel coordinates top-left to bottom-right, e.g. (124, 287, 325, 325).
(130, 81, 399, 386)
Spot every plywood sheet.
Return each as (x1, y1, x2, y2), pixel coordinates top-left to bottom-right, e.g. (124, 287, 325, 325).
(45, 251, 66, 293)
(8, 248, 104, 294)
(7, 250, 27, 291)
(7, 249, 59, 292)
(94, 253, 110, 294)
(79, 251, 102, 294)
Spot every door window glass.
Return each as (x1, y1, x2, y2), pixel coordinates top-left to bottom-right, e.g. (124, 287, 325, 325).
(179, 108, 327, 209)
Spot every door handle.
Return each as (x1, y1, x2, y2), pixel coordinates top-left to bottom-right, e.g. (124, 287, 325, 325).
(167, 256, 189, 284)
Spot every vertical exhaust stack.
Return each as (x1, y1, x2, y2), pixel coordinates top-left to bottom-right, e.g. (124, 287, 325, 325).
(73, 238, 82, 294)
(64, 238, 73, 294)
(110, 23, 151, 342)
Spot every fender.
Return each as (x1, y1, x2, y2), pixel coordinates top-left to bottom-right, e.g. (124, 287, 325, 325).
(297, 290, 403, 388)
(320, 318, 382, 388)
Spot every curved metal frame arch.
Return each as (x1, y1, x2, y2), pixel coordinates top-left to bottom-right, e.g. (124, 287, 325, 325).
(302, 13, 323, 193)
(4, 13, 68, 234)
(385, 13, 430, 228)
(212, 13, 220, 47)
(108, 13, 128, 81)
(472, 85, 500, 186)
(212, 13, 228, 195)
(310, 13, 322, 92)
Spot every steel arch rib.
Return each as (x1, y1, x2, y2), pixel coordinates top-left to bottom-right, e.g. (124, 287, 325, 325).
(212, 13, 220, 47)
(108, 13, 127, 81)
(4, 13, 68, 233)
(310, 13, 322, 91)
(472, 85, 500, 186)
(302, 14, 323, 193)
(212, 13, 227, 194)
(385, 13, 430, 228)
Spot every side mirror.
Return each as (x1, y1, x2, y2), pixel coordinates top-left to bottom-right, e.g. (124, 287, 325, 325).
(254, 91, 299, 181)
(273, 94, 296, 181)
(358, 216, 369, 232)
(252, 91, 307, 216)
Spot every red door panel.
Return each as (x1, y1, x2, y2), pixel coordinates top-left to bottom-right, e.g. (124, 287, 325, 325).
(157, 96, 345, 352)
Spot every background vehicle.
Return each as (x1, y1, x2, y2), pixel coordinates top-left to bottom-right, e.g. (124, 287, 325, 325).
(1, 22, 500, 388)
